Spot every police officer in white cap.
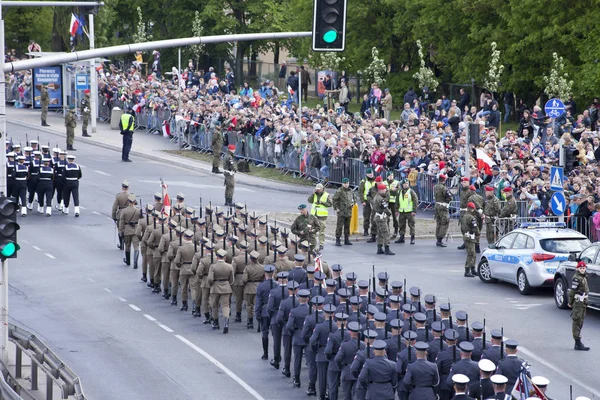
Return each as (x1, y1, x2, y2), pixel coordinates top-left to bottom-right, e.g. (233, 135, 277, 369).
(63, 154, 82, 217)
(468, 359, 495, 400)
(451, 373, 474, 399)
(489, 374, 510, 400)
(531, 376, 552, 400)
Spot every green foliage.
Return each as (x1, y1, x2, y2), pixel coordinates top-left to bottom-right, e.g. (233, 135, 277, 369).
(4, 7, 53, 54)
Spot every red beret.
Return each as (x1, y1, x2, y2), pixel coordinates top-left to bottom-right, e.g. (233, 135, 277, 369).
(469, 185, 476, 191)
(503, 186, 513, 193)
(83, 89, 91, 94)
(461, 177, 469, 182)
(439, 174, 447, 180)
(377, 184, 387, 190)
(375, 176, 383, 183)
(577, 261, 587, 268)
(467, 202, 476, 209)
(484, 186, 494, 192)
(227, 144, 236, 151)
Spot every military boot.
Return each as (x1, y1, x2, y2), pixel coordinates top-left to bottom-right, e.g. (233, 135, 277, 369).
(464, 269, 475, 278)
(42, 120, 50, 127)
(147, 278, 153, 287)
(475, 243, 481, 253)
(133, 250, 139, 269)
(82, 130, 92, 137)
(470, 267, 477, 276)
(117, 235, 124, 251)
(152, 284, 161, 293)
(390, 230, 397, 239)
(344, 236, 352, 245)
(141, 273, 147, 282)
(123, 252, 131, 266)
(436, 238, 447, 247)
(235, 312, 242, 323)
(395, 235, 405, 244)
(574, 339, 590, 351)
(180, 301, 188, 311)
(377, 245, 384, 254)
(163, 289, 170, 299)
(171, 295, 178, 306)
(410, 235, 415, 245)
(261, 337, 269, 360)
(306, 386, 317, 397)
(223, 318, 230, 334)
(367, 235, 377, 243)
(363, 228, 369, 237)
(384, 246, 395, 255)
(293, 377, 301, 387)
(247, 319, 254, 329)
(335, 237, 342, 246)
(212, 318, 220, 330)
(457, 243, 466, 250)
(67, 145, 77, 151)
(203, 313, 212, 324)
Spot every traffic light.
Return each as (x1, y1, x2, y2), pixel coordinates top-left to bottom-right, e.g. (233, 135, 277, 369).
(0, 197, 19, 260)
(312, 0, 348, 52)
(564, 145, 579, 173)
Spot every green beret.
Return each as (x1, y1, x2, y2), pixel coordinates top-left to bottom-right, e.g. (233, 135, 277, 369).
(298, 204, 307, 210)
(366, 168, 373, 174)
(342, 178, 349, 183)
(69, 104, 76, 110)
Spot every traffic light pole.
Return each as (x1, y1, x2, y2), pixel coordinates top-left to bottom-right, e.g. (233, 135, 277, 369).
(0, 1, 8, 365)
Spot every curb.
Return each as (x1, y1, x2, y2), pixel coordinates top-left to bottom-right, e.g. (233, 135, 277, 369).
(8, 116, 313, 195)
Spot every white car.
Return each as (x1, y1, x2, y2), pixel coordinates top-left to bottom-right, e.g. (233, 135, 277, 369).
(477, 223, 591, 295)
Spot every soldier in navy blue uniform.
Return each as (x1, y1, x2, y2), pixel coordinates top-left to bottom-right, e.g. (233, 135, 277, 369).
(267, 271, 289, 369)
(409, 287, 424, 313)
(403, 341, 439, 400)
(424, 294, 441, 328)
(386, 295, 403, 325)
(374, 287, 388, 313)
(300, 265, 316, 290)
(302, 295, 325, 397)
(325, 312, 350, 400)
(335, 288, 352, 315)
(470, 321, 490, 362)
(255, 264, 276, 360)
(365, 305, 378, 330)
(13, 155, 28, 216)
(335, 321, 363, 400)
(347, 296, 367, 328)
(384, 319, 404, 361)
(37, 157, 54, 216)
(440, 303, 454, 330)
(390, 281, 405, 305)
(331, 264, 345, 292)
(495, 339, 527, 390)
(323, 279, 340, 306)
(350, 329, 377, 400)
(27, 151, 41, 211)
(310, 303, 337, 400)
(357, 280, 370, 313)
(53, 150, 67, 211)
(40, 145, 51, 161)
(286, 288, 311, 387)
(455, 311, 473, 344)
(481, 330, 505, 365)
(396, 330, 417, 400)
(311, 272, 327, 298)
(450, 373, 475, 399)
(358, 340, 397, 400)
(62, 154, 82, 217)
(371, 272, 389, 301)
(23, 146, 32, 167)
(414, 312, 432, 342)
(373, 312, 388, 339)
(401, 304, 417, 333)
(436, 329, 459, 400)
(427, 321, 447, 362)
(344, 272, 358, 297)
(277, 280, 299, 377)
(446, 341, 479, 387)
(288, 254, 307, 284)
(489, 374, 510, 399)
(467, 359, 496, 400)
(6, 152, 15, 200)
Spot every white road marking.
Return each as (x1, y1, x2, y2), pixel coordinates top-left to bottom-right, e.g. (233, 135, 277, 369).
(158, 324, 174, 333)
(474, 302, 489, 305)
(129, 304, 141, 311)
(518, 345, 600, 397)
(118, 297, 127, 302)
(92, 211, 101, 216)
(44, 253, 55, 259)
(137, 179, 255, 192)
(103, 288, 112, 293)
(143, 314, 156, 322)
(93, 170, 111, 176)
(32, 246, 41, 251)
(79, 206, 87, 210)
(87, 277, 96, 283)
(21, 239, 29, 244)
(175, 335, 265, 400)
(106, 217, 113, 222)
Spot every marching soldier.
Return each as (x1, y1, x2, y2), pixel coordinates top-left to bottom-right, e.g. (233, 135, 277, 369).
(498, 187, 517, 235)
(14, 155, 28, 216)
(335, 320, 364, 400)
(457, 178, 472, 250)
(290, 204, 321, 252)
(143, 212, 166, 291)
(467, 359, 496, 400)
(40, 83, 50, 127)
(26, 151, 41, 212)
(461, 202, 479, 278)
(153, 192, 164, 213)
(358, 340, 397, 400)
(53, 150, 66, 211)
(308, 183, 332, 250)
(62, 154, 82, 217)
(175, 230, 196, 312)
(275, 245, 294, 273)
(113, 181, 131, 250)
(80, 89, 92, 137)
(242, 250, 264, 329)
(310, 303, 337, 400)
(135, 205, 153, 274)
(332, 177, 356, 246)
(158, 220, 177, 298)
(445, 342, 479, 386)
(403, 341, 439, 400)
(496, 340, 526, 389)
(277, 281, 300, 379)
(118, 194, 140, 266)
(351, 329, 377, 400)
(36, 156, 54, 216)
(483, 185, 501, 245)
(384, 172, 399, 238)
(211, 121, 223, 174)
(223, 144, 237, 206)
(469, 185, 484, 253)
(395, 179, 418, 245)
(372, 184, 394, 255)
(268, 271, 289, 369)
(231, 240, 248, 323)
(358, 168, 376, 236)
(286, 288, 311, 388)
(194, 240, 215, 323)
(324, 313, 350, 400)
(208, 248, 235, 333)
(167, 226, 186, 305)
(569, 260, 590, 351)
(255, 264, 276, 359)
(65, 104, 77, 151)
(6, 152, 15, 200)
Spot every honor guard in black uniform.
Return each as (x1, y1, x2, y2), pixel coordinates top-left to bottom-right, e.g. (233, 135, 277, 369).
(403, 341, 439, 400)
(489, 374, 510, 399)
(27, 151, 41, 211)
(37, 156, 54, 216)
(12, 144, 22, 157)
(445, 342, 479, 388)
(495, 339, 527, 390)
(467, 359, 495, 400)
(54, 150, 67, 211)
(14, 155, 28, 216)
(450, 373, 474, 399)
(6, 152, 15, 198)
(62, 154, 82, 217)
(268, 271, 289, 370)
(255, 264, 276, 360)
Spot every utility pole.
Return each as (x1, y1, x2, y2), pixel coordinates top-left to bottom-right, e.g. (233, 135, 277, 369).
(89, 12, 97, 133)
(0, 0, 8, 365)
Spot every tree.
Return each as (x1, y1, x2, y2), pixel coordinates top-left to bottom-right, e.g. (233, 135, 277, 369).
(190, 11, 205, 68)
(132, 6, 153, 44)
(360, 47, 387, 86)
(4, 7, 53, 55)
(412, 40, 438, 91)
(483, 42, 504, 94)
(543, 53, 573, 100)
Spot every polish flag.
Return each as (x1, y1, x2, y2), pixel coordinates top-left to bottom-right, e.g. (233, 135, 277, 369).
(69, 13, 80, 37)
(132, 104, 141, 113)
(314, 254, 322, 273)
(475, 148, 495, 175)
(162, 121, 171, 137)
(161, 182, 171, 217)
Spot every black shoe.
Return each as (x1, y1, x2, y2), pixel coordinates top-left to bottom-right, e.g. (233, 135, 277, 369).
(335, 238, 342, 246)
(470, 267, 477, 276)
(123, 159, 132, 162)
(270, 360, 280, 369)
(247, 321, 254, 329)
(212, 320, 220, 330)
(180, 301, 188, 311)
(457, 244, 466, 250)
(475, 244, 481, 253)
(384, 246, 395, 256)
(152, 286, 161, 293)
(82, 133, 92, 137)
(390, 232, 397, 239)
(436, 239, 447, 247)
(171, 296, 178, 306)
(293, 377, 301, 387)
(464, 270, 475, 278)
(223, 318, 229, 334)
(163, 290, 171, 300)
(344, 236, 353, 245)
(395, 235, 405, 244)
(203, 313, 212, 324)
(575, 339, 590, 351)
(42, 122, 50, 127)
(362, 230, 369, 237)
(377, 245, 384, 255)
(410, 236, 415, 245)
(367, 235, 377, 243)
(147, 279, 153, 287)
(234, 312, 242, 323)
(306, 387, 316, 396)
(261, 352, 268, 360)
(282, 368, 291, 378)
(141, 274, 147, 282)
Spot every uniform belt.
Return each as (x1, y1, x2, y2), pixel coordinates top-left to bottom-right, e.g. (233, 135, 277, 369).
(119, 206, 127, 209)
(214, 279, 230, 282)
(437, 202, 449, 208)
(182, 262, 192, 265)
(66, 178, 78, 180)
(247, 280, 262, 282)
(30, 173, 39, 176)
(39, 178, 51, 181)
(369, 381, 389, 384)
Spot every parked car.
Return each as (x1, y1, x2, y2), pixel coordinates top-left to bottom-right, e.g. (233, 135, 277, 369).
(478, 223, 591, 295)
(554, 243, 600, 309)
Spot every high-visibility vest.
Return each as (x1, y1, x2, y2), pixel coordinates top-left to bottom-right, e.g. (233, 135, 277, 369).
(384, 180, 398, 203)
(398, 189, 413, 212)
(120, 113, 134, 132)
(310, 192, 330, 217)
(363, 180, 374, 201)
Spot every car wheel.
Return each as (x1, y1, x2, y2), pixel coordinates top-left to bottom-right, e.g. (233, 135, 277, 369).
(554, 277, 569, 309)
(478, 259, 498, 283)
(517, 269, 532, 295)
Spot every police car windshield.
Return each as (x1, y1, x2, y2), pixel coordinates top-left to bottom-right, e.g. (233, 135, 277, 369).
(539, 238, 591, 254)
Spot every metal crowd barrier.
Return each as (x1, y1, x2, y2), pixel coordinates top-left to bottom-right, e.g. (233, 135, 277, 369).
(490, 215, 595, 243)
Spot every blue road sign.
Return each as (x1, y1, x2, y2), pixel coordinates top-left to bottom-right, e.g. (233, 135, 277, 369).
(545, 98, 565, 119)
(551, 192, 566, 216)
(549, 166, 564, 191)
(75, 74, 89, 90)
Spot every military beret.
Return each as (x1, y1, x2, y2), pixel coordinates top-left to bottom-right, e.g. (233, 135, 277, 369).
(335, 312, 349, 321)
(490, 329, 503, 339)
(314, 272, 327, 281)
(342, 177, 349, 183)
(68, 104, 76, 110)
(298, 204, 307, 210)
(127, 194, 136, 202)
(277, 271, 289, 279)
(287, 281, 300, 290)
(264, 264, 276, 273)
(373, 340, 387, 350)
(216, 249, 227, 258)
(294, 254, 305, 262)
(402, 331, 417, 340)
(184, 230, 194, 238)
(402, 304, 416, 314)
(323, 304, 337, 313)
(347, 321, 360, 332)
(249, 250, 260, 260)
(431, 321, 444, 332)
(374, 312, 387, 322)
(363, 329, 378, 339)
(366, 304, 378, 315)
(377, 272, 389, 281)
(391, 281, 403, 289)
(444, 329, 458, 341)
(346, 272, 357, 281)
(349, 296, 360, 305)
(298, 289, 311, 298)
(331, 264, 343, 272)
(452, 374, 470, 385)
(505, 339, 519, 349)
(413, 312, 427, 323)
(389, 319, 403, 329)
(490, 374, 508, 385)
(455, 311, 468, 321)
(459, 341, 474, 352)
(325, 279, 336, 287)
(439, 303, 451, 312)
(358, 280, 369, 289)
(424, 294, 436, 304)
(478, 359, 496, 372)
(311, 296, 325, 305)
(366, 168, 374, 174)
(471, 321, 484, 331)
(409, 287, 421, 297)
(388, 295, 401, 304)
(415, 341, 429, 351)
(258, 236, 268, 244)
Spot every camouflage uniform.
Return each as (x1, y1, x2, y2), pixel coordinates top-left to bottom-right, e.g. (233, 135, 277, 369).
(498, 194, 518, 235)
(223, 150, 236, 206)
(65, 108, 77, 149)
(290, 213, 321, 250)
(385, 178, 399, 235)
(332, 185, 356, 244)
(470, 192, 484, 247)
(434, 182, 452, 244)
(483, 195, 501, 244)
(460, 209, 479, 274)
(371, 192, 393, 253)
(357, 177, 375, 235)
(80, 92, 91, 136)
(212, 127, 223, 172)
(569, 270, 589, 341)
(40, 85, 49, 126)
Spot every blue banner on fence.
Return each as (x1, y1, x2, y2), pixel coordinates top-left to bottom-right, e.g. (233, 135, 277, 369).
(32, 66, 63, 109)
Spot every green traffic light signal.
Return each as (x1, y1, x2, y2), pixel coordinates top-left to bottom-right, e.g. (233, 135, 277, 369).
(0, 242, 17, 258)
(323, 30, 338, 43)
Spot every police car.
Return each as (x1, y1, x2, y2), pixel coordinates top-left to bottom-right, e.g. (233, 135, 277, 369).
(478, 223, 591, 295)
(554, 243, 600, 309)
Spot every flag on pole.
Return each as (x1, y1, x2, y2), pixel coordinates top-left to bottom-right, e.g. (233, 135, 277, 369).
(314, 253, 322, 273)
(69, 13, 80, 37)
(511, 370, 547, 399)
(161, 181, 171, 217)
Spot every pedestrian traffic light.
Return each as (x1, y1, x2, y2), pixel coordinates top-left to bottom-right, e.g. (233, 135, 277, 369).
(0, 197, 19, 260)
(312, 0, 347, 52)
(564, 145, 579, 173)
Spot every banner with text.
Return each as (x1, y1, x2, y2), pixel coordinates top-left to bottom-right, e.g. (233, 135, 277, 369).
(32, 66, 63, 109)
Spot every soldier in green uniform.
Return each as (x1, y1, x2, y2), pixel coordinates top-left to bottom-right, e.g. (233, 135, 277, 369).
(357, 168, 376, 236)
(469, 185, 484, 253)
(211, 121, 223, 174)
(208, 248, 235, 333)
(367, 176, 385, 243)
(118, 194, 140, 267)
(223, 144, 237, 206)
(395, 179, 418, 245)
(135, 204, 153, 274)
(80, 89, 92, 137)
(569, 261, 590, 351)
(65, 104, 77, 151)
(112, 180, 131, 250)
(40, 84, 50, 126)
(457, 177, 472, 250)
(242, 250, 265, 330)
(434, 174, 452, 247)
(483, 185, 501, 245)
(384, 172, 399, 238)
(290, 204, 321, 251)
(372, 183, 394, 255)
(308, 183, 332, 250)
(461, 202, 479, 277)
(498, 187, 517, 235)
(332, 177, 356, 246)
(175, 230, 196, 312)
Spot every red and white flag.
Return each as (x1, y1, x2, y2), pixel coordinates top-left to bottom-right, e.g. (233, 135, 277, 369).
(132, 104, 141, 113)
(69, 13, 80, 37)
(314, 254, 322, 273)
(475, 148, 496, 175)
(162, 121, 171, 138)
(161, 182, 171, 217)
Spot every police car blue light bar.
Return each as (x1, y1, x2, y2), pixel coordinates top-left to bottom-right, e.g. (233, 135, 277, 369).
(519, 222, 566, 229)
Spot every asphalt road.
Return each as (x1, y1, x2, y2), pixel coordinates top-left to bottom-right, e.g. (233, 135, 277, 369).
(7, 121, 600, 400)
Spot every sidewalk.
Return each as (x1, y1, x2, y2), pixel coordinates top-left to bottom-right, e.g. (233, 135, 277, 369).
(5, 107, 314, 195)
